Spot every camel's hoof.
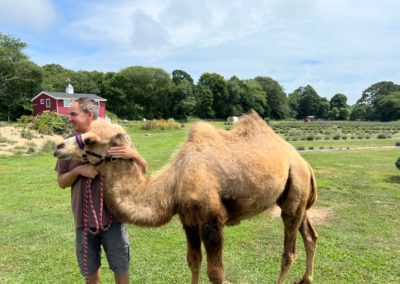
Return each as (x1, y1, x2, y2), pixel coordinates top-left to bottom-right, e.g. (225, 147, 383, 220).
(293, 276, 312, 284)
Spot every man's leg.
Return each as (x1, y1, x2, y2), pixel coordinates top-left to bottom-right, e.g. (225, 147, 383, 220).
(76, 229, 102, 282)
(102, 222, 130, 283)
(114, 271, 129, 284)
(88, 269, 101, 284)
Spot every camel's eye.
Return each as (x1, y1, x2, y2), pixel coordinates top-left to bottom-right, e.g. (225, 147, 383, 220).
(84, 138, 97, 146)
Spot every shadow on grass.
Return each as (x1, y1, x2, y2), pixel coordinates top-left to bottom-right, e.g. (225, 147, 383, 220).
(386, 175, 400, 184)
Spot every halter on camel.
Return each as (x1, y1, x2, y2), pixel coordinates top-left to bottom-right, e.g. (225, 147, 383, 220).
(75, 133, 114, 283)
(76, 133, 119, 166)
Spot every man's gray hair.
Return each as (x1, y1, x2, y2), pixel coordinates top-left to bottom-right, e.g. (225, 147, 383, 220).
(75, 97, 99, 119)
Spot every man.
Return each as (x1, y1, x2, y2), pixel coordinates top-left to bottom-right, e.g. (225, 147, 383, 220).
(55, 97, 147, 284)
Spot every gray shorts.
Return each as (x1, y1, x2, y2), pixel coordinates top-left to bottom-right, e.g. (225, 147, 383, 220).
(76, 222, 130, 276)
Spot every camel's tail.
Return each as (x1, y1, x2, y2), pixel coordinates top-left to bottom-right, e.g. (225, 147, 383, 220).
(306, 165, 318, 210)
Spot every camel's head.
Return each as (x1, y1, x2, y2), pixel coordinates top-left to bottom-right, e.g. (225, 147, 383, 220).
(54, 119, 131, 165)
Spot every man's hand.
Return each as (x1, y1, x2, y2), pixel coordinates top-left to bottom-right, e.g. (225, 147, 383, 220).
(108, 145, 137, 160)
(108, 145, 147, 173)
(76, 164, 98, 179)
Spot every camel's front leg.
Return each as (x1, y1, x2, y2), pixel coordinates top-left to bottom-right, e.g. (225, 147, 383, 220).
(201, 217, 224, 284)
(184, 225, 202, 284)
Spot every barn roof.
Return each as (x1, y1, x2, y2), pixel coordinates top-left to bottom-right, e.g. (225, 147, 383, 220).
(31, 92, 107, 102)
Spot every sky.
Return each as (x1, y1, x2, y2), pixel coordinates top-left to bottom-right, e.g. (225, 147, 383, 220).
(1, 0, 399, 104)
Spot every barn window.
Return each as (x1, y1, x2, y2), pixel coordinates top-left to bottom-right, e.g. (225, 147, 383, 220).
(40, 99, 44, 104)
(64, 99, 71, 107)
(46, 98, 51, 108)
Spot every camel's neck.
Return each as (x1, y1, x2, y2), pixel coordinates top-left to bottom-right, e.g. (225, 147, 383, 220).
(98, 160, 176, 227)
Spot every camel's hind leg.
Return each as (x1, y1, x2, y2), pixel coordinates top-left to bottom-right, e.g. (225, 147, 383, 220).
(201, 216, 224, 284)
(276, 207, 304, 284)
(296, 214, 318, 284)
(183, 225, 202, 284)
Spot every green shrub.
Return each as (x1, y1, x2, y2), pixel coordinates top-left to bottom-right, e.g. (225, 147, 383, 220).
(33, 111, 71, 135)
(20, 128, 33, 140)
(395, 157, 400, 170)
(41, 140, 57, 153)
(395, 141, 400, 147)
(142, 119, 181, 130)
(17, 115, 35, 124)
(377, 133, 386, 139)
(26, 142, 37, 154)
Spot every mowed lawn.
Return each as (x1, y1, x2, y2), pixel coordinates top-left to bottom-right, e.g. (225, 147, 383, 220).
(0, 122, 399, 283)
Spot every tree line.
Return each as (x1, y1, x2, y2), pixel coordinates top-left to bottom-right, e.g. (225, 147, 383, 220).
(1, 33, 400, 121)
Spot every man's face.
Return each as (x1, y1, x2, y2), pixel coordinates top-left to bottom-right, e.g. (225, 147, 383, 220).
(68, 101, 92, 133)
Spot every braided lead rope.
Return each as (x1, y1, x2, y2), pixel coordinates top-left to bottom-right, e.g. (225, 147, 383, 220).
(82, 176, 113, 283)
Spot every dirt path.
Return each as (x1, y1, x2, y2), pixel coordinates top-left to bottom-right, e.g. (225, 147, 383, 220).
(299, 145, 398, 152)
(267, 205, 333, 226)
(0, 126, 63, 156)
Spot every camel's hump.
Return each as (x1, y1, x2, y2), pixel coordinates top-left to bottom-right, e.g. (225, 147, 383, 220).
(187, 111, 271, 143)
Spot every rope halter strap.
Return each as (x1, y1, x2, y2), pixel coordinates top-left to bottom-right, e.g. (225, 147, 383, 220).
(76, 133, 85, 150)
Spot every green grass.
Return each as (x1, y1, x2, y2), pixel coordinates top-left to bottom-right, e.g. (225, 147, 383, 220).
(1, 122, 400, 283)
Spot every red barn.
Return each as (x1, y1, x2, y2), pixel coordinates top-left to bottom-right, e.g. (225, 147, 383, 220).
(31, 84, 107, 118)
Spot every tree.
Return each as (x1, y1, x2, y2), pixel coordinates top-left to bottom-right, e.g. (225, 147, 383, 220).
(357, 81, 400, 105)
(317, 97, 330, 119)
(198, 73, 228, 118)
(0, 33, 43, 120)
(374, 91, 400, 121)
(349, 104, 373, 121)
(194, 84, 214, 118)
(242, 79, 267, 115)
(41, 64, 73, 91)
(70, 70, 104, 95)
(254, 76, 288, 119)
(328, 107, 339, 120)
(105, 66, 172, 119)
(172, 69, 194, 85)
(292, 85, 321, 119)
(338, 107, 350, 120)
(330, 93, 348, 109)
(287, 92, 300, 118)
(225, 76, 245, 116)
(169, 69, 195, 118)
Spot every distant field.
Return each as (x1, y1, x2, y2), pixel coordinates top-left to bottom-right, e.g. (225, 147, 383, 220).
(0, 120, 400, 283)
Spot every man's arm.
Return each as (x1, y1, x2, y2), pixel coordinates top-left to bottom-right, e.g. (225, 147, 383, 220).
(108, 145, 147, 174)
(57, 164, 98, 189)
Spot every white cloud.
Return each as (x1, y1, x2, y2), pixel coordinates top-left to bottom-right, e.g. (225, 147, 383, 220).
(0, 0, 57, 31)
(130, 9, 170, 50)
(4, 0, 399, 104)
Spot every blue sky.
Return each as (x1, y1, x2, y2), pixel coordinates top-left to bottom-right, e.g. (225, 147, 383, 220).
(1, 0, 399, 104)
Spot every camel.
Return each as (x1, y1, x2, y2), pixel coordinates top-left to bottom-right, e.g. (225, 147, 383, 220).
(54, 111, 318, 284)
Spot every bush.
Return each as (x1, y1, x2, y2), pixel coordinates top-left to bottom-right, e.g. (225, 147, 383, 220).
(26, 142, 37, 154)
(395, 157, 400, 170)
(33, 111, 71, 135)
(41, 140, 57, 153)
(18, 115, 35, 124)
(377, 133, 386, 139)
(395, 141, 400, 147)
(141, 118, 181, 130)
(20, 128, 33, 140)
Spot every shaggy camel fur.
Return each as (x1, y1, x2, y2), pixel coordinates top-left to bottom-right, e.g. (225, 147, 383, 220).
(54, 111, 318, 284)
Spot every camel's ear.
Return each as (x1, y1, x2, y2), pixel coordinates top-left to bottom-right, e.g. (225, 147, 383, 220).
(110, 133, 131, 146)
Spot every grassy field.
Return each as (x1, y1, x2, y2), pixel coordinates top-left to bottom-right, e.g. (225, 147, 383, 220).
(1, 121, 400, 283)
